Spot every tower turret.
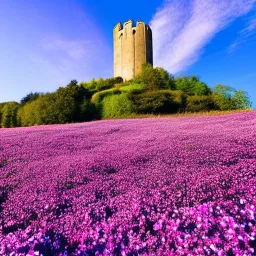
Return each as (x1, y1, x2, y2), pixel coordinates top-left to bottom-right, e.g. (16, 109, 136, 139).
(113, 20, 153, 80)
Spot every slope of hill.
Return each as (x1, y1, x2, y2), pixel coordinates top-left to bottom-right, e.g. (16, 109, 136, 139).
(0, 111, 255, 255)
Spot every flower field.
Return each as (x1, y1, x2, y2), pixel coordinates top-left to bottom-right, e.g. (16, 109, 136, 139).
(0, 111, 255, 255)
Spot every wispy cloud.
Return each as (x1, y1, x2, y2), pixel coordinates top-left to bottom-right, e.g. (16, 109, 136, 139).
(228, 16, 256, 52)
(43, 38, 92, 60)
(150, 0, 256, 74)
(39, 34, 112, 84)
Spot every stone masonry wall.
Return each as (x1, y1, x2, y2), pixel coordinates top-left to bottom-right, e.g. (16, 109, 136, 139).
(113, 20, 153, 81)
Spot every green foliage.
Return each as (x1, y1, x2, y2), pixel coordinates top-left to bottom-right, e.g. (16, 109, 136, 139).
(212, 85, 236, 111)
(100, 77, 123, 91)
(128, 90, 186, 114)
(0, 103, 7, 126)
(232, 90, 252, 109)
(101, 94, 132, 118)
(81, 77, 123, 92)
(2, 70, 253, 127)
(91, 88, 121, 104)
(155, 67, 176, 90)
(79, 100, 96, 121)
(18, 93, 56, 126)
(155, 67, 170, 89)
(212, 84, 251, 110)
(1, 102, 20, 128)
(137, 63, 162, 90)
(119, 83, 144, 93)
(95, 78, 105, 91)
(55, 80, 91, 122)
(186, 96, 214, 112)
(135, 64, 176, 91)
(175, 76, 211, 96)
(168, 75, 176, 90)
(18, 80, 97, 126)
(20, 92, 42, 105)
(85, 78, 98, 91)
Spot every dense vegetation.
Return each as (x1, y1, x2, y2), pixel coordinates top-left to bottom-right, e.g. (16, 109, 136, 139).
(0, 64, 252, 127)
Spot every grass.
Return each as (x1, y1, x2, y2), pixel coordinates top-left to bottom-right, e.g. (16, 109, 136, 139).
(118, 83, 144, 92)
(101, 108, 253, 120)
(91, 88, 120, 104)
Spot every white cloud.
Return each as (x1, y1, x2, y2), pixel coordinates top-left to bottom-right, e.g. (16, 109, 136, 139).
(38, 34, 112, 84)
(42, 37, 106, 61)
(150, 0, 256, 74)
(43, 38, 89, 60)
(228, 16, 256, 52)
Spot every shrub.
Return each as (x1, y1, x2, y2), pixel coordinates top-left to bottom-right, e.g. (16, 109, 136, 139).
(213, 85, 252, 110)
(232, 90, 252, 109)
(20, 92, 42, 105)
(101, 94, 132, 118)
(186, 95, 214, 112)
(128, 90, 186, 114)
(1, 102, 20, 128)
(91, 88, 121, 104)
(119, 83, 144, 93)
(135, 63, 162, 90)
(18, 93, 57, 126)
(0, 103, 8, 127)
(79, 100, 99, 121)
(175, 76, 211, 96)
(82, 77, 123, 92)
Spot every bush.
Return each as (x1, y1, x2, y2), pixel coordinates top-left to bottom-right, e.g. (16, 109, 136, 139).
(1, 102, 20, 128)
(128, 90, 186, 114)
(79, 100, 99, 121)
(119, 83, 144, 93)
(101, 94, 132, 118)
(213, 85, 252, 110)
(232, 90, 252, 109)
(0, 103, 7, 127)
(91, 88, 121, 104)
(18, 81, 96, 127)
(135, 63, 162, 90)
(81, 77, 123, 92)
(175, 76, 211, 96)
(96, 77, 123, 91)
(186, 96, 214, 112)
(20, 92, 42, 105)
(18, 93, 57, 126)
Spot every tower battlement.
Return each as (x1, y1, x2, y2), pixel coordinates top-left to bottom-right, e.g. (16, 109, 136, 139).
(113, 20, 153, 80)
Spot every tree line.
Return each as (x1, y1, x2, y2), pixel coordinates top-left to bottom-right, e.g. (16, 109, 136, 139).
(0, 64, 252, 128)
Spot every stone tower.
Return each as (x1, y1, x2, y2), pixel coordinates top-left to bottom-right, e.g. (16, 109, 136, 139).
(113, 20, 153, 81)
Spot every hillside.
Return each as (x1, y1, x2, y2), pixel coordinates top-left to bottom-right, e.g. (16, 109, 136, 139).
(1, 66, 252, 129)
(0, 111, 255, 255)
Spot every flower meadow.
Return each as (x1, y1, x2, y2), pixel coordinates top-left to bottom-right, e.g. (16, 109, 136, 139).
(0, 111, 255, 256)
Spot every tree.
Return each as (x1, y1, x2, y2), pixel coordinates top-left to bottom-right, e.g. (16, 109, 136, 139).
(168, 75, 176, 90)
(232, 90, 252, 109)
(175, 76, 211, 96)
(128, 90, 185, 114)
(186, 96, 214, 112)
(18, 93, 57, 126)
(155, 67, 170, 89)
(87, 78, 97, 91)
(1, 102, 20, 128)
(0, 103, 7, 127)
(136, 63, 162, 90)
(20, 92, 42, 105)
(212, 84, 252, 110)
(53, 80, 92, 123)
(212, 84, 236, 110)
(96, 78, 105, 91)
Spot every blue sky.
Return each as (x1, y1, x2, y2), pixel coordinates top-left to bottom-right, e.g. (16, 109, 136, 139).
(1, 0, 256, 107)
